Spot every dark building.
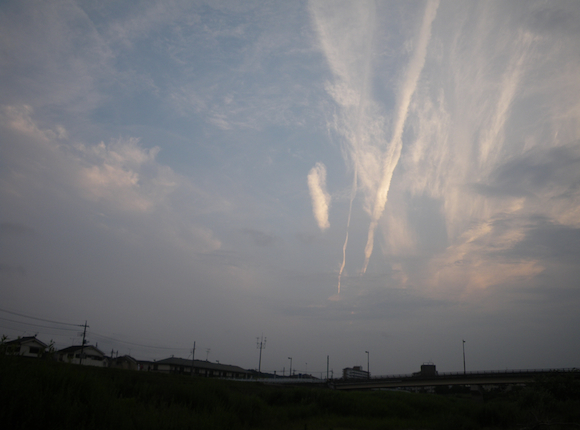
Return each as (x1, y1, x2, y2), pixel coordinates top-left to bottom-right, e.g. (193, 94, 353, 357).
(413, 362, 438, 377)
(342, 365, 370, 379)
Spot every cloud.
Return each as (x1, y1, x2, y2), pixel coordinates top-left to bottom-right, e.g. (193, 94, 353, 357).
(424, 216, 544, 296)
(307, 162, 331, 230)
(490, 144, 580, 197)
(2, 0, 580, 374)
(0, 264, 26, 276)
(372, 1, 580, 298)
(242, 228, 277, 247)
(362, 0, 439, 273)
(504, 218, 580, 264)
(295, 232, 316, 244)
(160, 2, 319, 132)
(1, 105, 176, 213)
(466, 142, 580, 224)
(310, 0, 439, 275)
(0, 2, 114, 115)
(75, 137, 174, 213)
(0, 222, 36, 237)
(0, 104, 222, 254)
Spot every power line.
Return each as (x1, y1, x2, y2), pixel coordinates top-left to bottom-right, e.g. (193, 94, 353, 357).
(0, 308, 83, 327)
(89, 331, 189, 351)
(0, 308, 192, 356)
(0, 316, 79, 332)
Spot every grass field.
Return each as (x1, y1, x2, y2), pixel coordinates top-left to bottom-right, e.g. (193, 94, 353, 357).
(1, 355, 579, 429)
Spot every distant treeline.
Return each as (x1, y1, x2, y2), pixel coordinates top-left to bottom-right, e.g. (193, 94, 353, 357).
(1, 355, 579, 429)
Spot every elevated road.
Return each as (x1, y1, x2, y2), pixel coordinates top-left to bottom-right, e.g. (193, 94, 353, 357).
(332, 368, 578, 391)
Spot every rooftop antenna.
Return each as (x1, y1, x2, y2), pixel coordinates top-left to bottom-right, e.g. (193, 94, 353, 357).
(256, 334, 266, 373)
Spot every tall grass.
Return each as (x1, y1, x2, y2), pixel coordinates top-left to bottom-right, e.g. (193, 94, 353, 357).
(1, 355, 579, 429)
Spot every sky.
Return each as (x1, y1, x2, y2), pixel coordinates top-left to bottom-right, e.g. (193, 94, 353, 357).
(1, 0, 580, 377)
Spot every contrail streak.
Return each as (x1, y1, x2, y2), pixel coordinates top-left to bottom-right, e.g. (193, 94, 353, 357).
(337, 167, 357, 294)
(361, 0, 439, 273)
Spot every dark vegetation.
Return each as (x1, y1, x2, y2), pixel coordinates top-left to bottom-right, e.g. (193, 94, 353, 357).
(1, 355, 579, 430)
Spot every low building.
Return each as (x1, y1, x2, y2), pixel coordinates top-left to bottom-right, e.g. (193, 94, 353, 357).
(152, 357, 251, 379)
(109, 355, 138, 371)
(56, 345, 107, 367)
(342, 366, 370, 379)
(2, 336, 47, 358)
(413, 362, 438, 377)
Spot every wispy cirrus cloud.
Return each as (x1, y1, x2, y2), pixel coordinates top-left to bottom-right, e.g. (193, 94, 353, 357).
(310, 0, 580, 300)
(309, 0, 439, 286)
(362, 0, 439, 274)
(395, 1, 580, 297)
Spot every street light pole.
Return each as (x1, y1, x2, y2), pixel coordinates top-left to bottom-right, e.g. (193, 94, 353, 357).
(256, 335, 266, 373)
(365, 350, 370, 379)
(462, 340, 466, 374)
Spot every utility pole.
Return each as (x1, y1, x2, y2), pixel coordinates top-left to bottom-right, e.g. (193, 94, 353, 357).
(191, 341, 196, 376)
(365, 350, 370, 379)
(327, 355, 329, 381)
(462, 340, 466, 374)
(288, 357, 292, 377)
(79, 321, 88, 365)
(256, 335, 266, 373)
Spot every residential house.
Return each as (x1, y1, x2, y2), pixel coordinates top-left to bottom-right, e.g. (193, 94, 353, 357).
(56, 345, 107, 367)
(109, 354, 138, 371)
(152, 357, 251, 379)
(2, 336, 47, 358)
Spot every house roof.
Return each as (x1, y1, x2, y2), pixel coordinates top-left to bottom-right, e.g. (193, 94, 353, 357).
(111, 355, 137, 364)
(4, 336, 48, 348)
(57, 345, 105, 356)
(155, 357, 250, 374)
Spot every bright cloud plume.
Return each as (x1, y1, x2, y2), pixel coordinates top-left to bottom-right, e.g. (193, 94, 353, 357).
(310, 0, 440, 277)
(307, 162, 331, 230)
(362, 0, 439, 273)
